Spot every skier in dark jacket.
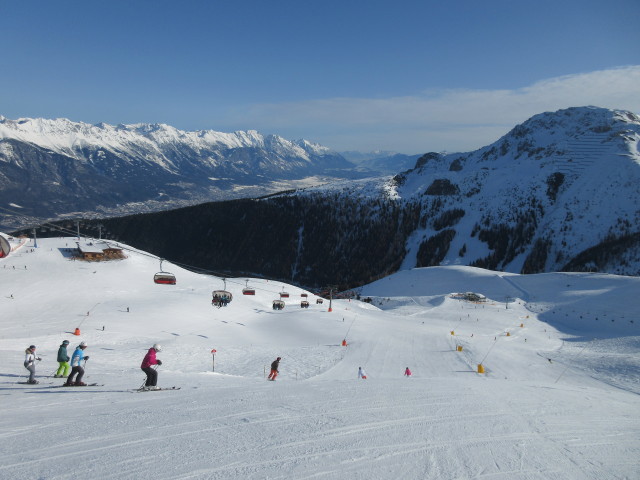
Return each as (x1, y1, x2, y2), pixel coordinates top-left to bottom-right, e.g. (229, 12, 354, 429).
(140, 344, 162, 390)
(55, 340, 71, 378)
(267, 357, 281, 381)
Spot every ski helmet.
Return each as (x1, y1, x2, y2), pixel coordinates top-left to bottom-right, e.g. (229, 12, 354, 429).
(79, 341, 87, 347)
(153, 343, 162, 352)
(29, 345, 36, 350)
(62, 340, 70, 345)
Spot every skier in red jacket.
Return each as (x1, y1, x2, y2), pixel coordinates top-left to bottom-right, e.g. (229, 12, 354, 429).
(141, 344, 162, 390)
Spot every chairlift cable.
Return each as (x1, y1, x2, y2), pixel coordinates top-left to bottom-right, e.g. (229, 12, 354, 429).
(0, 206, 311, 297)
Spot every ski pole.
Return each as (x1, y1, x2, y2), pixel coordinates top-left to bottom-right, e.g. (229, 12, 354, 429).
(139, 369, 150, 389)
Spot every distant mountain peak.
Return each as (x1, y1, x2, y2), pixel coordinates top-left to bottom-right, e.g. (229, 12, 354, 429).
(0, 114, 360, 228)
(292, 106, 640, 278)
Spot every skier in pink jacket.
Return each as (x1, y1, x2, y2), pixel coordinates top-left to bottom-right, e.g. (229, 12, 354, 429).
(141, 344, 162, 390)
(404, 367, 412, 377)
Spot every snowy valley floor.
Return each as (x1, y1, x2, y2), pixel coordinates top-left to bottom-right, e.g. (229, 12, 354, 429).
(0, 237, 639, 479)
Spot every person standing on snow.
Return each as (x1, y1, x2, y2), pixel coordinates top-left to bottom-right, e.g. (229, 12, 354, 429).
(267, 357, 281, 381)
(404, 367, 412, 377)
(65, 342, 89, 386)
(23, 345, 42, 384)
(358, 366, 367, 379)
(55, 340, 71, 378)
(141, 344, 162, 389)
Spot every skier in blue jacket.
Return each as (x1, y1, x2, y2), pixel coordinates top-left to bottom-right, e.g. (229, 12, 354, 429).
(64, 342, 90, 386)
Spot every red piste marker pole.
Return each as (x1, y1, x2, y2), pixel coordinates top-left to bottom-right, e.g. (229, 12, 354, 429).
(211, 349, 217, 372)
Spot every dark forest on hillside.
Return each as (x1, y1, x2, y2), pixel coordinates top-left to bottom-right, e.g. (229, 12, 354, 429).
(70, 194, 420, 290)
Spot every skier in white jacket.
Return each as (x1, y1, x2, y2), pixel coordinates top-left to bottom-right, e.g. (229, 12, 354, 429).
(357, 366, 367, 379)
(24, 345, 42, 384)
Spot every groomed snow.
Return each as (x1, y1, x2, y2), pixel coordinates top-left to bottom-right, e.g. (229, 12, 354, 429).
(0, 237, 638, 479)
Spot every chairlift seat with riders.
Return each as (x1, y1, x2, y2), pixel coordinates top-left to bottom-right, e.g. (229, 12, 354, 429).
(316, 298, 324, 304)
(212, 290, 233, 308)
(272, 300, 285, 310)
(301, 301, 310, 308)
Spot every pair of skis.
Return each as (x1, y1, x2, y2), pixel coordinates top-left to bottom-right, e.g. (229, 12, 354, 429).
(17, 381, 180, 391)
(55, 383, 104, 387)
(16, 382, 104, 387)
(52, 383, 179, 391)
(136, 386, 180, 392)
(53, 383, 179, 391)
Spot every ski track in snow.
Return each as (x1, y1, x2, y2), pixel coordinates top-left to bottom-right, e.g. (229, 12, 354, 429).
(0, 237, 638, 479)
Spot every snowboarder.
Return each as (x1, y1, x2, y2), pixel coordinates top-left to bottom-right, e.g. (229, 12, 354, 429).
(141, 344, 162, 390)
(404, 367, 412, 377)
(23, 345, 42, 384)
(65, 342, 89, 386)
(267, 357, 281, 381)
(55, 340, 71, 378)
(358, 366, 367, 379)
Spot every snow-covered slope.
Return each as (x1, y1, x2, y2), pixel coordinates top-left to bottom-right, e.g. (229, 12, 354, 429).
(0, 235, 638, 479)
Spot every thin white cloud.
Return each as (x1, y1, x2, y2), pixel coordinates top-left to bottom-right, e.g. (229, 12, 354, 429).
(226, 66, 640, 153)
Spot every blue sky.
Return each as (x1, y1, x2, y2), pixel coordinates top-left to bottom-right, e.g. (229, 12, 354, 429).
(1, 0, 639, 153)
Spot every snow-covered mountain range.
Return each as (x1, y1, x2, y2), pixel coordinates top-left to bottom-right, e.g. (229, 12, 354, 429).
(5, 106, 640, 284)
(0, 116, 361, 228)
(57, 106, 640, 287)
